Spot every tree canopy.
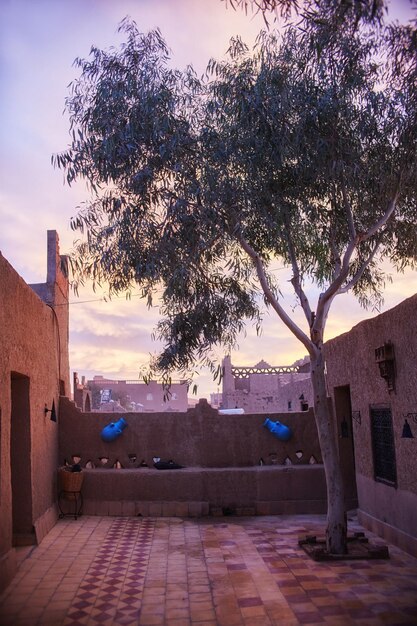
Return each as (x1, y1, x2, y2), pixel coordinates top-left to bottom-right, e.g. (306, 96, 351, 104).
(223, 0, 388, 29)
(54, 2, 416, 555)
(55, 9, 417, 379)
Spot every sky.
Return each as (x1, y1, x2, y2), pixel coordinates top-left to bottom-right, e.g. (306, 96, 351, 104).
(0, 0, 416, 398)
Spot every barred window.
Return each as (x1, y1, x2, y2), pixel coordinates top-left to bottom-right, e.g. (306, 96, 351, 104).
(370, 406, 397, 486)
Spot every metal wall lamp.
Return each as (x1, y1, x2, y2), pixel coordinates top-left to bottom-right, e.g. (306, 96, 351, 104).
(375, 341, 396, 392)
(44, 399, 57, 422)
(401, 413, 417, 438)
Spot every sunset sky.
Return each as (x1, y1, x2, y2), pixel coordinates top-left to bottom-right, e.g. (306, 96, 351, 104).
(1, 0, 416, 398)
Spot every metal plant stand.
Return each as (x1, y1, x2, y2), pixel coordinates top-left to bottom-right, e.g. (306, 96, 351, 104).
(58, 490, 83, 519)
(57, 467, 84, 520)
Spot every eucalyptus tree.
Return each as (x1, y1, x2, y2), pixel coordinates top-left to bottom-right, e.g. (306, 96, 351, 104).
(224, 0, 387, 26)
(54, 11, 417, 553)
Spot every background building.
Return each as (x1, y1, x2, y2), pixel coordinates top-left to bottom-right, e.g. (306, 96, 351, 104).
(83, 375, 189, 412)
(73, 373, 92, 412)
(221, 355, 312, 413)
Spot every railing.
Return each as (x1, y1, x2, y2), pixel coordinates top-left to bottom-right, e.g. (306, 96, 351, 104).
(90, 379, 186, 385)
(231, 365, 300, 379)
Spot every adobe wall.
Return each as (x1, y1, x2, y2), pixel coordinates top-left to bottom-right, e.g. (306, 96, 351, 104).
(325, 293, 417, 556)
(30, 231, 70, 396)
(59, 397, 322, 469)
(0, 232, 69, 592)
(58, 398, 326, 516)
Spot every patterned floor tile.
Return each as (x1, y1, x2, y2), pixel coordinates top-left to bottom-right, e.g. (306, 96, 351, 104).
(1, 514, 417, 625)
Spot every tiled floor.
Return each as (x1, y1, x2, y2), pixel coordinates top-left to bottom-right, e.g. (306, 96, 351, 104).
(1, 514, 416, 625)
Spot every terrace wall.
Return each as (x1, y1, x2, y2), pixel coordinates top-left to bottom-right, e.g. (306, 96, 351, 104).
(58, 398, 327, 518)
(0, 231, 69, 592)
(325, 293, 417, 557)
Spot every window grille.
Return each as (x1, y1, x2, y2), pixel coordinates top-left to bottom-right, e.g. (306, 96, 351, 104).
(370, 406, 397, 486)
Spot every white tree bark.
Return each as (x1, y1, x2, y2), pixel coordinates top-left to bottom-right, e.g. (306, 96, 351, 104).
(310, 347, 347, 554)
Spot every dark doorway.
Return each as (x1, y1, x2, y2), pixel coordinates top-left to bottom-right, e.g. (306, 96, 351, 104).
(11, 373, 34, 545)
(334, 385, 358, 509)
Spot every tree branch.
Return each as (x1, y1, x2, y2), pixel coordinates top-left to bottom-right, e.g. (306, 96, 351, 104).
(329, 223, 342, 281)
(340, 176, 356, 240)
(337, 237, 382, 294)
(285, 223, 313, 325)
(238, 234, 315, 355)
(314, 180, 401, 337)
(361, 181, 401, 241)
(314, 237, 357, 337)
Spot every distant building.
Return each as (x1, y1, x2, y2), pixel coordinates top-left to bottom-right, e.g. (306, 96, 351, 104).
(83, 375, 189, 412)
(73, 373, 92, 412)
(209, 392, 222, 409)
(221, 355, 312, 413)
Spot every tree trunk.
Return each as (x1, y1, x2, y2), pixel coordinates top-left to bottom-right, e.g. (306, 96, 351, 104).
(310, 349, 347, 554)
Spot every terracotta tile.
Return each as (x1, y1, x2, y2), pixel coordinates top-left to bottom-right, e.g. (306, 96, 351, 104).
(213, 613, 244, 625)
(312, 595, 343, 607)
(190, 607, 217, 620)
(164, 607, 191, 619)
(243, 616, 272, 625)
(323, 617, 355, 625)
(138, 614, 166, 625)
(240, 604, 268, 617)
(294, 613, 325, 624)
(2, 514, 417, 626)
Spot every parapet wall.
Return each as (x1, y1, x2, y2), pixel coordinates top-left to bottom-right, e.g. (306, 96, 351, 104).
(58, 398, 326, 517)
(59, 397, 322, 469)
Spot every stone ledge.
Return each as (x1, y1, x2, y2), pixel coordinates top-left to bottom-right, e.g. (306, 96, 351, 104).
(80, 499, 327, 518)
(74, 465, 327, 516)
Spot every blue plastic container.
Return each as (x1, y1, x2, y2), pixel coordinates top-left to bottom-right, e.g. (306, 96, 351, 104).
(100, 417, 128, 442)
(263, 417, 292, 441)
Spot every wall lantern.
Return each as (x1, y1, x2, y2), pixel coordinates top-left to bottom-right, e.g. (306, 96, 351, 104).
(375, 341, 396, 392)
(401, 413, 417, 439)
(44, 399, 57, 422)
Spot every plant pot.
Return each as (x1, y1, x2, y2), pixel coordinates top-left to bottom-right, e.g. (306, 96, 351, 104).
(58, 467, 84, 499)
